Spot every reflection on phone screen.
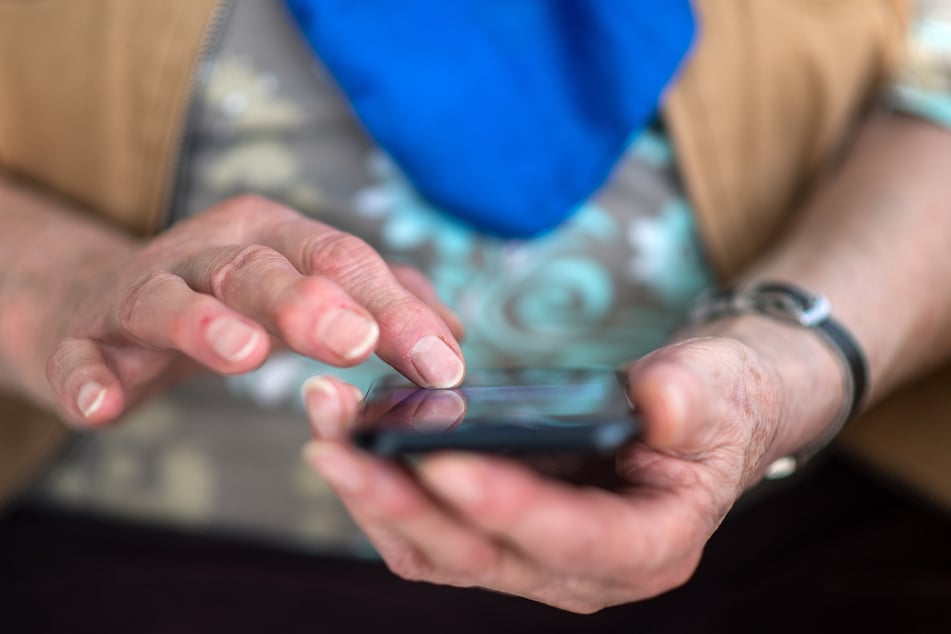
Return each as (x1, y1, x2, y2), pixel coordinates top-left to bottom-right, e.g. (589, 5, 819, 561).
(359, 368, 631, 430)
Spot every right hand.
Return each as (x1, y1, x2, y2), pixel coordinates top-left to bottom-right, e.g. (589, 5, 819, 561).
(42, 195, 464, 426)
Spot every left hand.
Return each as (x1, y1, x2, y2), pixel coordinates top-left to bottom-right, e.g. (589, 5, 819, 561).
(302, 329, 838, 613)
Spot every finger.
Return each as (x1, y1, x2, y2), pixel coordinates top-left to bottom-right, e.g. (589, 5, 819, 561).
(626, 346, 701, 450)
(305, 443, 661, 612)
(46, 338, 126, 427)
(303, 441, 525, 589)
(268, 221, 465, 388)
(113, 271, 270, 374)
(389, 264, 465, 342)
(302, 375, 364, 439)
(175, 245, 379, 366)
(416, 453, 705, 591)
(627, 338, 767, 454)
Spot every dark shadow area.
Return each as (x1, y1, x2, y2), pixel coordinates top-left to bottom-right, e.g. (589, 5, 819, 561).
(2, 452, 950, 634)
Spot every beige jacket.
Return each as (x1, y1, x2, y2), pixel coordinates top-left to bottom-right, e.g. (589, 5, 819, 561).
(2, 0, 943, 510)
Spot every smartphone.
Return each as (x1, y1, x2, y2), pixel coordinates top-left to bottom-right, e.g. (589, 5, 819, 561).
(352, 367, 640, 457)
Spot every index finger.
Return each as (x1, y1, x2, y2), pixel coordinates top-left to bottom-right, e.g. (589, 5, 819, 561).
(267, 218, 465, 389)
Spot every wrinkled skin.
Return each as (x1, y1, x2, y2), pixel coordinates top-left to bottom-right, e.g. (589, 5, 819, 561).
(302, 334, 820, 613)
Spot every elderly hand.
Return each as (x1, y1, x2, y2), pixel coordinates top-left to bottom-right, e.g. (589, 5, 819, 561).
(303, 318, 843, 613)
(39, 194, 464, 426)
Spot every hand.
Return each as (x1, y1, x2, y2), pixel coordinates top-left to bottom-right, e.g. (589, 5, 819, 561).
(41, 194, 464, 426)
(303, 326, 842, 613)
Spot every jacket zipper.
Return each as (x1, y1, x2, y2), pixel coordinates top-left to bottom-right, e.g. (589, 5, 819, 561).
(160, 0, 235, 230)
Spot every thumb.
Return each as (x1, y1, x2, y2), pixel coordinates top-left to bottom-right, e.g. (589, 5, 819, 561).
(627, 338, 741, 454)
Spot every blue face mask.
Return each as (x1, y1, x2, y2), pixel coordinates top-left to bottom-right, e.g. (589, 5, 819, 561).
(285, 0, 696, 238)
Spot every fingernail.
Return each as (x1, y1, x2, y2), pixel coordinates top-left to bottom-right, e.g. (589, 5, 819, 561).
(77, 381, 106, 419)
(318, 309, 379, 360)
(207, 317, 260, 363)
(302, 376, 342, 438)
(422, 457, 484, 506)
(410, 336, 465, 388)
(304, 441, 364, 494)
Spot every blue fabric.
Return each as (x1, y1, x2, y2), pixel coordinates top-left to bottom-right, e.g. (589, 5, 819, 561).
(284, 0, 695, 238)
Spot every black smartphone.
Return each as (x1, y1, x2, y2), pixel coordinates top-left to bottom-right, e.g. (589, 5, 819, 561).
(352, 367, 640, 457)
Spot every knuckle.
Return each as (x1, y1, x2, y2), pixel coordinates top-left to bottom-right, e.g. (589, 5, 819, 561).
(209, 244, 283, 298)
(117, 271, 176, 336)
(306, 231, 384, 282)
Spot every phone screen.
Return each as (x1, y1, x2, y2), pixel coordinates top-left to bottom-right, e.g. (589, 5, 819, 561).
(353, 367, 639, 456)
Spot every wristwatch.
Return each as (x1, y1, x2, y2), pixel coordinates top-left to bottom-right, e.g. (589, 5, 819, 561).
(687, 281, 869, 478)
